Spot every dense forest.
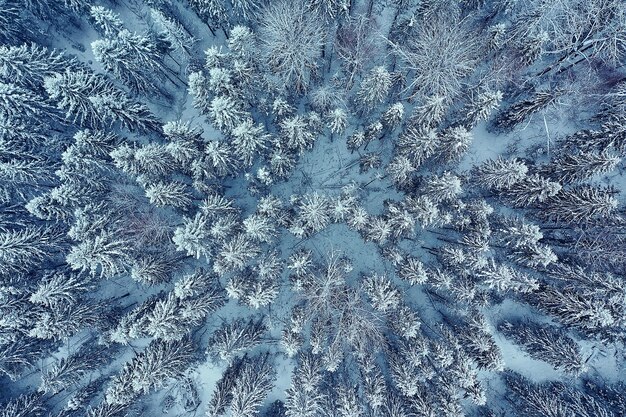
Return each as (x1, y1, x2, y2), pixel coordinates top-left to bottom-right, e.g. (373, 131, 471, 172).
(1, 0, 626, 416)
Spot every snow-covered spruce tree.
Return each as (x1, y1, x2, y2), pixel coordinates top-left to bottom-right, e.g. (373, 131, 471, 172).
(0, 43, 74, 87)
(0, 393, 44, 417)
(173, 212, 213, 260)
(327, 108, 348, 136)
(90, 91, 160, 133)
(476, 260, 539, 294)
(411, 94, 447, 128)
(362, 273, 401, 313)
(91, 30, 165, 95)
(204, 139, 240, 177)
(229, 353, 276, 417)
(357, 353, 387, 412)
(545, 150, 620, 184)
(463, 89, 503, 127)
(438, 126, 472, 162)
(39, 350, 100, 394)
(501, 173, 562, 207)
(386, 155, 415, 187)
(232, 119, 270, 166)
(130, 253, 179, 285)
(499, 320, 585, 375)
(258, 0, 326, 93)
(397, 125, 439, 166)
(294, 193, 332, 236)
(243, 214, 276, 244)
(284, 353, 326, 417)
(0, 226, 62, 276)
(473, 157, 528, 190)
(541, 185, 618, 224)
(106, 338, 195, 405)
(382, 102, 405, 128)
(280, 114, 317, 155)
(397, 256, 428, 286)
(493, 89, 561, 131)
(0, 82, 56, 120)
(356, 66, 392, 111)
(422, 171, 463, 204)
(144, 181, 193, 210)
(213, 233, 260, 276)
(29, 271, 93, 308)
(385, 200, 416, 239)
(208, 318, 267, 362)
(66, 231, 130, 278)
(359, 153, 382, 173)
(90, 5, 124, 37)
(531, 284, 617, 336)
(150, 8, 196, 56)
(208, 95, 247, 134)
(363, 216, 393, 245)
(29, 301, 102, 341)
(44, 70, 116, 127)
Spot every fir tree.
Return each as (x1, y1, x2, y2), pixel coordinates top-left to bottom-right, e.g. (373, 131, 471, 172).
(66, 232, 130, 278)
(439, 126, 472, 162)
(144, 181, 193, 210)
(29, 271, 93, 308)
(209, 318, 267, 361)
(357, 66, 392, 111)
(230, 353, 276, 417)
(91, 30, 165, 94)
(44, 70, 114, 127)
(547, 150, 620, 184)
(499, 320, 585, 375)
(542, 186, 618, 224)
(90, 5, 124, 36)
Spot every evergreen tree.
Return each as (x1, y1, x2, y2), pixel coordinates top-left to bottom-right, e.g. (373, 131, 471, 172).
(499, 320, 585, 375)
(494, 89, 561, 131)
(357, 66, 392, 111)
(439, 126, 472, 162)
(173, 212, 213, 259)
(474, 157, 528, 190)
(107, 338, 195, 404)
(0, 394, 44, 417)
(547, 150, 620, 184)
(0, 43, 72, 87)
(362, 273, 400, 312)
(423, 172, 463, 203)
(90, 92, 160, 132)
(542, 186, 618, 224)
(29, 271, 93, 308)
(0, 226, 61, 276)
(0, 82, 55, 120)
(66, 232, 130, 278)
(502, 174, 562, 207)
(144, 181, 193, 210)
(230, 353, 276, 417)
(150, 8, 196, 55)
(91, 30, 165, 94)
(232, 119, 270, 166)
(209, 318, 267, 361)
(90, 5, 124, 36)
(44, 69, 114, 126)
(464, 89, 503, 127)
(209, 96, 247, 133)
